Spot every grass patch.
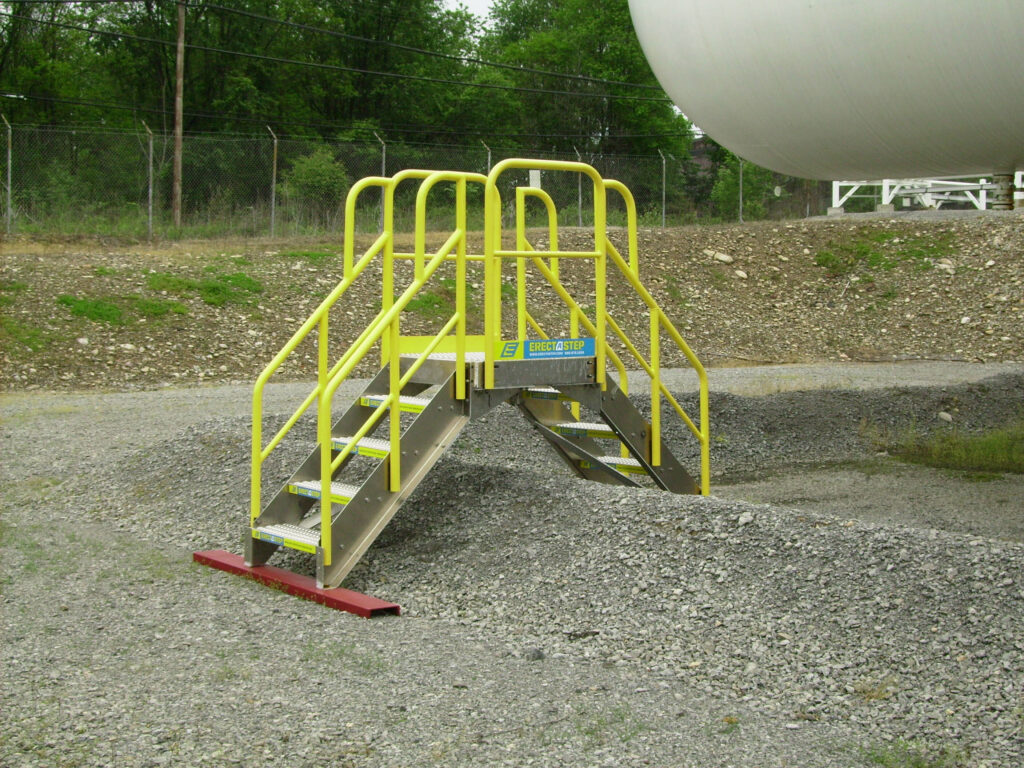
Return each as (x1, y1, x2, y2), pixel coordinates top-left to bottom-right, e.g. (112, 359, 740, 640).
(0, 280, 28, 308)
(146, 269, 262, 306)
(281, 249, 335, 263)
(892, 420, 1024, 474)
(56, 295, 126, 324)
(406, 290, 453, 320)
(92, 266, 118, 276)
(815, 230, 951, 278)
(0, 317, 49, 353)
(146, 271, 198, 294)
(863, 739, 969, 768)
(133, 297, 188, 318)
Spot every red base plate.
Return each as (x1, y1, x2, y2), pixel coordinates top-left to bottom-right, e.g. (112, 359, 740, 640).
(193, 550, 400, 618)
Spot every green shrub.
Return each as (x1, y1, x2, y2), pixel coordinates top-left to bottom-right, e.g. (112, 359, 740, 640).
(285, 147, 351, 220)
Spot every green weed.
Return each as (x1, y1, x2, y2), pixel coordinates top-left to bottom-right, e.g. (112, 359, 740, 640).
(576, 704, 644, 746)
(56, 295, 125, 324)
(406, 290, 453, 320)
(93, 266, 118, 276)
(815, 230, 950, 278)
(146, 270, 262, 306)
(863, 739, 968, 768)
(219, 272, 263, 293)
(853, 674, 899, 701)
(146, 272, 198, 294)
(133, 297, 188, 318)
(893, 420, 1024, 474)
(0, 317, 49, 353)
(0, 280, 28, 308)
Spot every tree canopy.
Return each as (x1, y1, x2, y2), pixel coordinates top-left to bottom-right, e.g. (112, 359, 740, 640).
(0, 0, 687, 151)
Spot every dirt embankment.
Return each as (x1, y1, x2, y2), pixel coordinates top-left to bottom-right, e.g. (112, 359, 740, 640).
(1, 210, 1022, 391)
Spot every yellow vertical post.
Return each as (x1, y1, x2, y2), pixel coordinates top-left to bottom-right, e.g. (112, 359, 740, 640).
(483, 178, 501, 389)
(593, 177, 607, 388)
(318, 382, 332, 565)
(455, 176, 467, 400)
(380, 180, 395, 365)
(650, 309, 661, 466)
(515, 188, 528, 340)
(388, 309, 401, 492)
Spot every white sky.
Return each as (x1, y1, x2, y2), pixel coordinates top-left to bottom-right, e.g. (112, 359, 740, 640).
(446, 0, 494, 22)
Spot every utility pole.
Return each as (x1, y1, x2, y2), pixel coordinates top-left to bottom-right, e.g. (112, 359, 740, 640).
(172, 1, 185, 230)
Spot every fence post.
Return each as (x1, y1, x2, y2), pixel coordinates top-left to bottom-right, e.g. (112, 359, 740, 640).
(143, 122, 154, 241)
(267, 125, 277, 238)
(738, 157, 744, 223)
(2, 115, 11, 235)
(573, 146, 582, 227)
(658, 149, 667, 228)
(374, 131, 385, 231)
(481, 140, 491, 173)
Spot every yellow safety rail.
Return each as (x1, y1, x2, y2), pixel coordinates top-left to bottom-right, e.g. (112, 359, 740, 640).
(251, 158, 710, 569)
(505, 170, 710, 493)
(252, 170, 485, 565)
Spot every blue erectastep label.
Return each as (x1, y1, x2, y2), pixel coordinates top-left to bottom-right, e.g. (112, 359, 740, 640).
(497, 337, 595, 360)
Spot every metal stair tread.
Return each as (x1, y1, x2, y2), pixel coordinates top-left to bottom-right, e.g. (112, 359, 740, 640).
(522, 387, 574, 402)
(288, 479, 360, 501)
(401, 351, 486, 362)
(255, 523, 321, 547)
(550, 420, 616, 436)
(332, 435, 391, 456)
(593, 455, 642, 467)
(360, 394, 431, 412)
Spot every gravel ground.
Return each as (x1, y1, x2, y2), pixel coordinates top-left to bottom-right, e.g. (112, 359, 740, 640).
(3, 362, 1023, 767)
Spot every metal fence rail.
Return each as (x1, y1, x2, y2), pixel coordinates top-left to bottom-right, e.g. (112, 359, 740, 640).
(0, 123, 825, 238)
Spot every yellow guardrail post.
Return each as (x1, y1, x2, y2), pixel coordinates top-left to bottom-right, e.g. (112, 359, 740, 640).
(604, 180, 640, 276)
(253, 160, 709, 576)
(455, 175, 468, 400)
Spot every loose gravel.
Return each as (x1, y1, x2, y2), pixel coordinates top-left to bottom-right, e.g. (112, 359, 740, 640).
(2, 364, 1023, 767)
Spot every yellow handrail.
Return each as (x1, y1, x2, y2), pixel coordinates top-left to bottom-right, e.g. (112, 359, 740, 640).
(251, 158, 711, 572)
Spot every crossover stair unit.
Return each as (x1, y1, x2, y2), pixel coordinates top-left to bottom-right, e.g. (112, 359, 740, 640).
(245, 159, 710, 591)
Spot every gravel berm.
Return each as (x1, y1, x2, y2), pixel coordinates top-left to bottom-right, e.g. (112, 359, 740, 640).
(2, 362, 1023, 767)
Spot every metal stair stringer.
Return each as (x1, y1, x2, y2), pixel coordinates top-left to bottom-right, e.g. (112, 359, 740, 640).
(593, 377, 698, 494)
(518, 379, 698, 495)
(246, 365, 432, 567)
(516, 385, 641, 487)
(317, 370, 469, 588)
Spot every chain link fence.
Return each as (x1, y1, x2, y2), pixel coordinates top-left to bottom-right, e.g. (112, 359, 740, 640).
(1, 123, 827, 239)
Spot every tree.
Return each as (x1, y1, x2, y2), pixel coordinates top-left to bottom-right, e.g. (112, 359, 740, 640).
(478, 0, 690, 158)
(284, 145, 351, 224)
(710, 151, 776, 221)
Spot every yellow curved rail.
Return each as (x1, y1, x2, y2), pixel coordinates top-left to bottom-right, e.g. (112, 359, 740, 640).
(251, 158, 711, 567)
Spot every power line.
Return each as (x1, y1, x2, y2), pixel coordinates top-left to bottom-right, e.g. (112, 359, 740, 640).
(202, 2, 664, 93)
(0, 10, 672, 104)
(2, 91, 692, 143)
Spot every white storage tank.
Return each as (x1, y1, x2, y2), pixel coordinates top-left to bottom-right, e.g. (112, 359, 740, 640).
(628, 0, 1024, 182)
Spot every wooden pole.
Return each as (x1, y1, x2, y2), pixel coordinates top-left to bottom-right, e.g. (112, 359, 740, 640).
(172, 1, 185, 230)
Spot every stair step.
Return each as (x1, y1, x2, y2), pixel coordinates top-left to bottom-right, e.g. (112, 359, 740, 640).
(550, 421, 617, 439)
(522, 386, 573, 402)
(402, 351, 486, 362)
(331, 435, 391, 459)
(252, 523, 320, 554)
(581, 455, 649, 475)
(360, 394, 431, 413)
(287, 479, 359, 503)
